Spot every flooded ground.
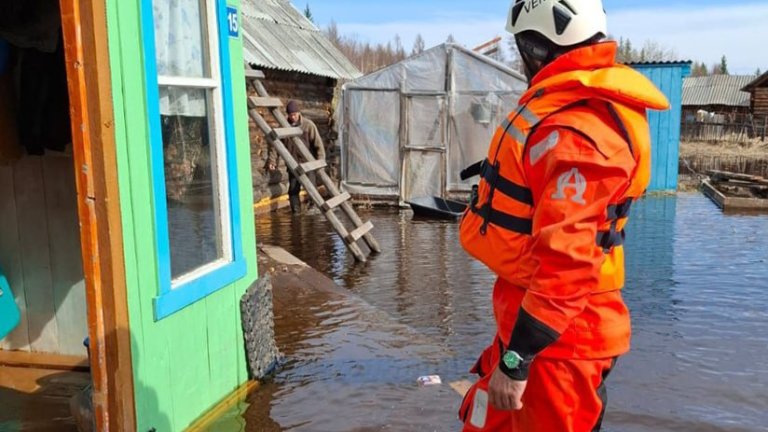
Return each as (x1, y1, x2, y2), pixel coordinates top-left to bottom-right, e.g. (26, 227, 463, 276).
(242, 193, 767, 431)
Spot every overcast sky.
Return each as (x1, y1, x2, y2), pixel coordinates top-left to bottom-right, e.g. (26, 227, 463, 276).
(302, 0, 768, 75)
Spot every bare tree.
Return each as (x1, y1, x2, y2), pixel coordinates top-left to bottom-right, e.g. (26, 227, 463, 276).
(323, 24, 409, 74)
(690, 62, 709, 77)
(325, 20, 341, 46)
(616, 38, 677, 63)
(394, 34, 406, 59)
(412, 34, 426, 56)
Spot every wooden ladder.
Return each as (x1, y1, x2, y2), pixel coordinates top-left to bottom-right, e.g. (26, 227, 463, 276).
(245, 69, 381, 262)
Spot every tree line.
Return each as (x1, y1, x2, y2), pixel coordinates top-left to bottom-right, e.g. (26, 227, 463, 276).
(323, 21, 434, 74)
(304, 5, 755, 79)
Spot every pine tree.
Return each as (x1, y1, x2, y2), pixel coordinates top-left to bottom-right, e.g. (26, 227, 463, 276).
(304, 3, 314, 23)
(719, 55, 729, 75)
(446, 34, 456, 44)
(757, 68, 763, 76)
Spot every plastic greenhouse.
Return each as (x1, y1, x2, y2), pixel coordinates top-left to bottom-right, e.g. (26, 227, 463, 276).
(339, 43, 528, 204)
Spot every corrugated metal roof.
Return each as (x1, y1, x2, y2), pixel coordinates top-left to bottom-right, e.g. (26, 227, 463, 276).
(683, 75, 754, 107)
(241, 0, 361, 80)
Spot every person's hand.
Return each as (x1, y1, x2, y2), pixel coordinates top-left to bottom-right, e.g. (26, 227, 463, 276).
(488, 366, 527, 411)
(268, 163, 276, 171)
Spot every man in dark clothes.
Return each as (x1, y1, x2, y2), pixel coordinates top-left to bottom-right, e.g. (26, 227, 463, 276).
(267, 100, 326, 213)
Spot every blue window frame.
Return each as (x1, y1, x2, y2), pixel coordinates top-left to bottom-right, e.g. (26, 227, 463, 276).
(140, 0, 245, 320)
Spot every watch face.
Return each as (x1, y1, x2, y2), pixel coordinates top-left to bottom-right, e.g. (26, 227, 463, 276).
(502, 351, 523, 369)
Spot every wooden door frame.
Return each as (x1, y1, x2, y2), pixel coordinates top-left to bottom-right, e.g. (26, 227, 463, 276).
(59, 0, 136, 430)
(400, 93, 448, 200)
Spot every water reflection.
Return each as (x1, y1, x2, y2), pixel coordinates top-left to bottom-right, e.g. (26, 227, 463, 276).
(251, 194, 768, 431)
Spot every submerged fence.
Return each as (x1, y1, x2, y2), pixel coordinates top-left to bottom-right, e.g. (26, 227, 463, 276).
(681, 154, 768, 179)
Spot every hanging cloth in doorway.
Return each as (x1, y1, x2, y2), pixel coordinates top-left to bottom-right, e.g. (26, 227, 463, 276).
(0, 38, 22, 164)
(17, 37, 72, 155)
(0, 0, 62, 53)
(0, 0, 71, 156)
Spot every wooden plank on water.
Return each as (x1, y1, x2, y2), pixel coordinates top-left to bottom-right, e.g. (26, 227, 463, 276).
(702, 180, 727, 209)
(702, 179, 768, 211)
(0, 164, 30, 350)
(42, 156, 88, 356)
(708, 170, 768, 184)
(13, 157, 60, 353)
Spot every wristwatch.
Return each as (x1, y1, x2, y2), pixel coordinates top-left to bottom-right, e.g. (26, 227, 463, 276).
(501, 350, 524, 370)
(499, 350, 530, 380)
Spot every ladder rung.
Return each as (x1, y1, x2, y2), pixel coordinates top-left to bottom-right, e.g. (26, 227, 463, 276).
(244, 69, 265, 80)
(270, 127, 304, 141)
(321, 192, 351, 212)
(296, 160, 327, 176)
(249, 96, 283, 108)
(347, 221, 374, 243)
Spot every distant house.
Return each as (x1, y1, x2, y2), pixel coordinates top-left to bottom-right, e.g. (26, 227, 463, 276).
(682, 75, 754, 122)
(240, 0, 361, 205)
(742, 71, 768, 119)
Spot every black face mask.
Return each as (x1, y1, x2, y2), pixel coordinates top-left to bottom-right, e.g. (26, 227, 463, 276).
(515, 33, 555, 82)
(515, 31, 606, 83)
(518, 46, 541, 82)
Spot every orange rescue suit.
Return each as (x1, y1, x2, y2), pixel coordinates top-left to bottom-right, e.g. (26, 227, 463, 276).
(460, 41, 669, 359)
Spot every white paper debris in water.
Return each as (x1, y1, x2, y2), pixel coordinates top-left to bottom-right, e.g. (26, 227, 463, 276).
(417, 375, 442, 386)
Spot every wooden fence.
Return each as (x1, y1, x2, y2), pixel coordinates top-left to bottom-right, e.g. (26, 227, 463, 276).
(681, 116, 768, 143)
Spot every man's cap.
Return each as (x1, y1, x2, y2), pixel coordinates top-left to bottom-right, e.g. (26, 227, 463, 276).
(286, 100, 300, 114)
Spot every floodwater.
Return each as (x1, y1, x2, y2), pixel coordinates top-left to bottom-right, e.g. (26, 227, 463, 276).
(235, 193, 768, 431)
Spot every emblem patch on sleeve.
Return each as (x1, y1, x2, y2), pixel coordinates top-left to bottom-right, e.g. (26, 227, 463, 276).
(552, 167, 587, 204)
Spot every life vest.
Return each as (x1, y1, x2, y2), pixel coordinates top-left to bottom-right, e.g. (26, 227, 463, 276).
(459, 62, 669, 293)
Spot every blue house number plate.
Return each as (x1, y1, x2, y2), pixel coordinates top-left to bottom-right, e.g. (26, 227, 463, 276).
(227, 7, 239, 37)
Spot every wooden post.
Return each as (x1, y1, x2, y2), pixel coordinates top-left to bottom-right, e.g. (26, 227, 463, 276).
(59, 0, 136, 430)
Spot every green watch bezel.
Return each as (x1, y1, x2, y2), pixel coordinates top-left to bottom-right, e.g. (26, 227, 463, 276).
(502, 350, 524, 370)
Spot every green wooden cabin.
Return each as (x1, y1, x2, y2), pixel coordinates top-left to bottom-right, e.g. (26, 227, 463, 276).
(0, 0, 259, 429)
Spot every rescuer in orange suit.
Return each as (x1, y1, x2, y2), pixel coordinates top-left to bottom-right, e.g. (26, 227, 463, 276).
(457, 0, 670, 430)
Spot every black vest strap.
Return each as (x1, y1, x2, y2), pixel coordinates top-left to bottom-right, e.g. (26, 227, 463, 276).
(471, 204, 533, 235)
(607, 199, 633, 220)
(480, 160, 534, 206)
(596, 229, 625, 253)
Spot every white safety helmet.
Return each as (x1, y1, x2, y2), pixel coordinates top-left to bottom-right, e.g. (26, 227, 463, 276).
(506, 0, 607, 47)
